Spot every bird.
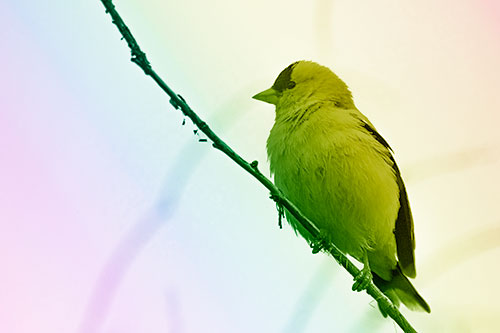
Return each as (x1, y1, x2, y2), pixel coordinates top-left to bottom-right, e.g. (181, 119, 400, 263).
(252, 60, 430, 313)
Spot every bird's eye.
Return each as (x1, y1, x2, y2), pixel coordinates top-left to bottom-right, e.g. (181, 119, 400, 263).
(287, 81, 296, 89)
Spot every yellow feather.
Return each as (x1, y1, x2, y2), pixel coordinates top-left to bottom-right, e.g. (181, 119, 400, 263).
(255, 60, 430, 312)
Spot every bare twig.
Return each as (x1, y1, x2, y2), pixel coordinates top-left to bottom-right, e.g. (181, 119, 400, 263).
(99, 1, 418, 332)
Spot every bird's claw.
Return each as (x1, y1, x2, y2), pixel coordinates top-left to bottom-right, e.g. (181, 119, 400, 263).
(310, 231, 331, 254)
(352, 266, 372, 292)
(311, 240, 323, 254)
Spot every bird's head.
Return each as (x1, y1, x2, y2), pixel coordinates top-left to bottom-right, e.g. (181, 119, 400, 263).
(253, 60, 355, 114)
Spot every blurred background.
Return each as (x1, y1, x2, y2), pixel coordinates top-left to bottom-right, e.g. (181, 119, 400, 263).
(1, 0, 499, 332)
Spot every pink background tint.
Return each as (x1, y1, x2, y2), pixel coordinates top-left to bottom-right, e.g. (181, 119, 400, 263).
(1, 0, 499, 332)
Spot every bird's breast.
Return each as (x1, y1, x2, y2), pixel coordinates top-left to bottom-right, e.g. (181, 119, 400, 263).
(266, 107, 400, 262)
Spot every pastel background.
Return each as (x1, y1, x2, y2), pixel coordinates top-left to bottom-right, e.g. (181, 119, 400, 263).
(1, 0, 499, 332)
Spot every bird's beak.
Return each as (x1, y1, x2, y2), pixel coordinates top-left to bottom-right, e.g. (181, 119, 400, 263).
(252, 88, 279, 105)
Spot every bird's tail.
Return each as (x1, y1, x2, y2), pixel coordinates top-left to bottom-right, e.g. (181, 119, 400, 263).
(372, 264, 430, 314)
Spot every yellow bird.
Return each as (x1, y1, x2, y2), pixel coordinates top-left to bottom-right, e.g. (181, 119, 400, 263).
(253, 61, 430, 313)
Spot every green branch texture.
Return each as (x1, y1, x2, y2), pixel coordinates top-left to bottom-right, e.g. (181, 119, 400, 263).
(99, 1, 418, 332)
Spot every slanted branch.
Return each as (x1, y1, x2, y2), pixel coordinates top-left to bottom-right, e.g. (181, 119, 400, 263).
(99, 1, 418, 332)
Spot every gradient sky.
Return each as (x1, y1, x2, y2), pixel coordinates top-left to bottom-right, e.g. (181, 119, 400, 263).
(1, 1, 500, 332)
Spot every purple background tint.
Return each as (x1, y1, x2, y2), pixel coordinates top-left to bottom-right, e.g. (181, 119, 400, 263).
(1, 1, 499, 332)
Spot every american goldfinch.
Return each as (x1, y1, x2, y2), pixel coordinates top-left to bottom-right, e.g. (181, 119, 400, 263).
(253, 60, 430, 313)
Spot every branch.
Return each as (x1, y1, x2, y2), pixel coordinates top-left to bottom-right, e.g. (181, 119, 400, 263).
(98, 1, 418, 332)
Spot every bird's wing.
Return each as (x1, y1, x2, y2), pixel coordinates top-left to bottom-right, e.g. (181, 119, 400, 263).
(359, 119, 417, 278)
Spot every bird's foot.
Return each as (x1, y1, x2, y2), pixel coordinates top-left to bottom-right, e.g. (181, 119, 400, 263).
(310, 239, 324, 254)
(310, 231, 332, 254)
(352, 265, 372, 292)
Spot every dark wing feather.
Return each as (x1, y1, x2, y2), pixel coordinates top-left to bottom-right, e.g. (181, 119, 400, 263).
(361, 122, 416, 278)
